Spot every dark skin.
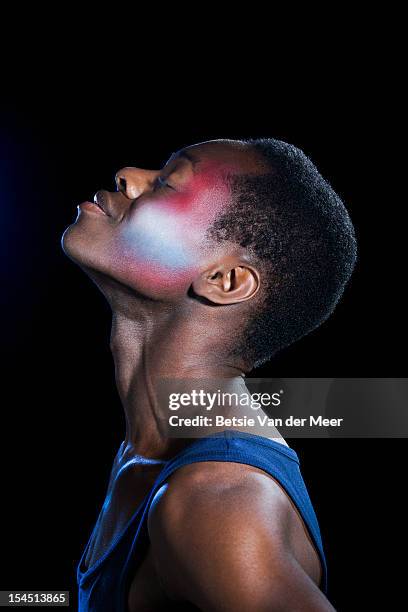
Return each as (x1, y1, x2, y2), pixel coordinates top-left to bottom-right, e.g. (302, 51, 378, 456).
(62, 139, 335, 611)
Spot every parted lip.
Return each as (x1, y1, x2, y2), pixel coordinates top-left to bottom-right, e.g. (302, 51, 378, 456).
(93, 190, 112, 217)
(90, 189, 135, 222)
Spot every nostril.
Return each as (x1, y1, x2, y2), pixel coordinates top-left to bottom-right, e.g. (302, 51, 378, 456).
(118, 177, 127, 192)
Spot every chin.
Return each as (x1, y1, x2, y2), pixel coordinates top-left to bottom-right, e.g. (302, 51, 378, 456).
(61, 222, 95, 269)
(61, 223, 121, 291)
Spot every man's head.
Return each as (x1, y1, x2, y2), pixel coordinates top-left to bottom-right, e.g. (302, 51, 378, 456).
(62, 138, 356, 369)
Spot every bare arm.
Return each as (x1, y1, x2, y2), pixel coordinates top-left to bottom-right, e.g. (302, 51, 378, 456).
(147, 462, 336, 611)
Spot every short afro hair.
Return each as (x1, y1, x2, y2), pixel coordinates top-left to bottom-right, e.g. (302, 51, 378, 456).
(207, 138, 357, 368)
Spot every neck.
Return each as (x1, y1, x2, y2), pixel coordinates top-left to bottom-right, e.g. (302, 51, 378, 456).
(109, 303, 247, 460)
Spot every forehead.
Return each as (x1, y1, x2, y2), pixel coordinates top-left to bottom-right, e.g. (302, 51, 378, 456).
(175, 139, 267, 176)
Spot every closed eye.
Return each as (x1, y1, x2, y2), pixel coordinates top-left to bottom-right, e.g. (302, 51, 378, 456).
(154, 176, 176, 191)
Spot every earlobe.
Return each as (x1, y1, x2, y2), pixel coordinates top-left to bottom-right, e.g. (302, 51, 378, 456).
(192, 264, 260, 305)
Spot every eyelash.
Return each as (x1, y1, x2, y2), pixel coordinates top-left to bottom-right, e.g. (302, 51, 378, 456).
(154, 176, 174, 191)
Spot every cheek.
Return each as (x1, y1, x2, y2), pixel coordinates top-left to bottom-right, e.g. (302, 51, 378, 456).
(122, 205, 199, 267)
(111, 165, 231, 295)
(115, 205, 201, 294)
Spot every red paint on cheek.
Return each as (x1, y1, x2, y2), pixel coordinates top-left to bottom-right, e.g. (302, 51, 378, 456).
(120, 253, 199, 296)
(165, 161, 233, 222)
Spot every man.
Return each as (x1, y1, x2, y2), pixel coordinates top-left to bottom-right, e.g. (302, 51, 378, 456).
(62, 138, 356, 610)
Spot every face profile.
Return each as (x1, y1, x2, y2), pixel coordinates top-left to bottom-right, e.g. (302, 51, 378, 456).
(62, 140, 264, 303)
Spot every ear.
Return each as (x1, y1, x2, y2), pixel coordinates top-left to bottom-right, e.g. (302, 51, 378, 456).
(191, 263, 260, 305)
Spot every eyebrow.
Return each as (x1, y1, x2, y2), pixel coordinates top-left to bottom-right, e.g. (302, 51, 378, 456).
(165, 149, 201, 172)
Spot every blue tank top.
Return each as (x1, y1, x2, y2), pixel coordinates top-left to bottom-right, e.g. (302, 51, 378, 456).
(77, 430, 328, 610)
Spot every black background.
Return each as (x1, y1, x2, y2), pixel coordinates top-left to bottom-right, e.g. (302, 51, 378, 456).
(0, 75, 405, 611)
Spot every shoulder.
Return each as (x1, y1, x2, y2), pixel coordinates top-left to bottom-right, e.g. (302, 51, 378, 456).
(147, 461, 330, 610)
(148, 460, 292, 551)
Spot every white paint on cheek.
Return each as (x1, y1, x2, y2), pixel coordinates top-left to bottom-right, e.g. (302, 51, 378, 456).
(122, 206, 197, 269)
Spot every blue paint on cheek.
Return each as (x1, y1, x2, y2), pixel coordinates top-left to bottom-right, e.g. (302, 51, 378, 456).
(122, 207, 195, 269)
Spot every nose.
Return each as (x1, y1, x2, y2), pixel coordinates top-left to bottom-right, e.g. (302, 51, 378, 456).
(115, 167, 158, 200)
